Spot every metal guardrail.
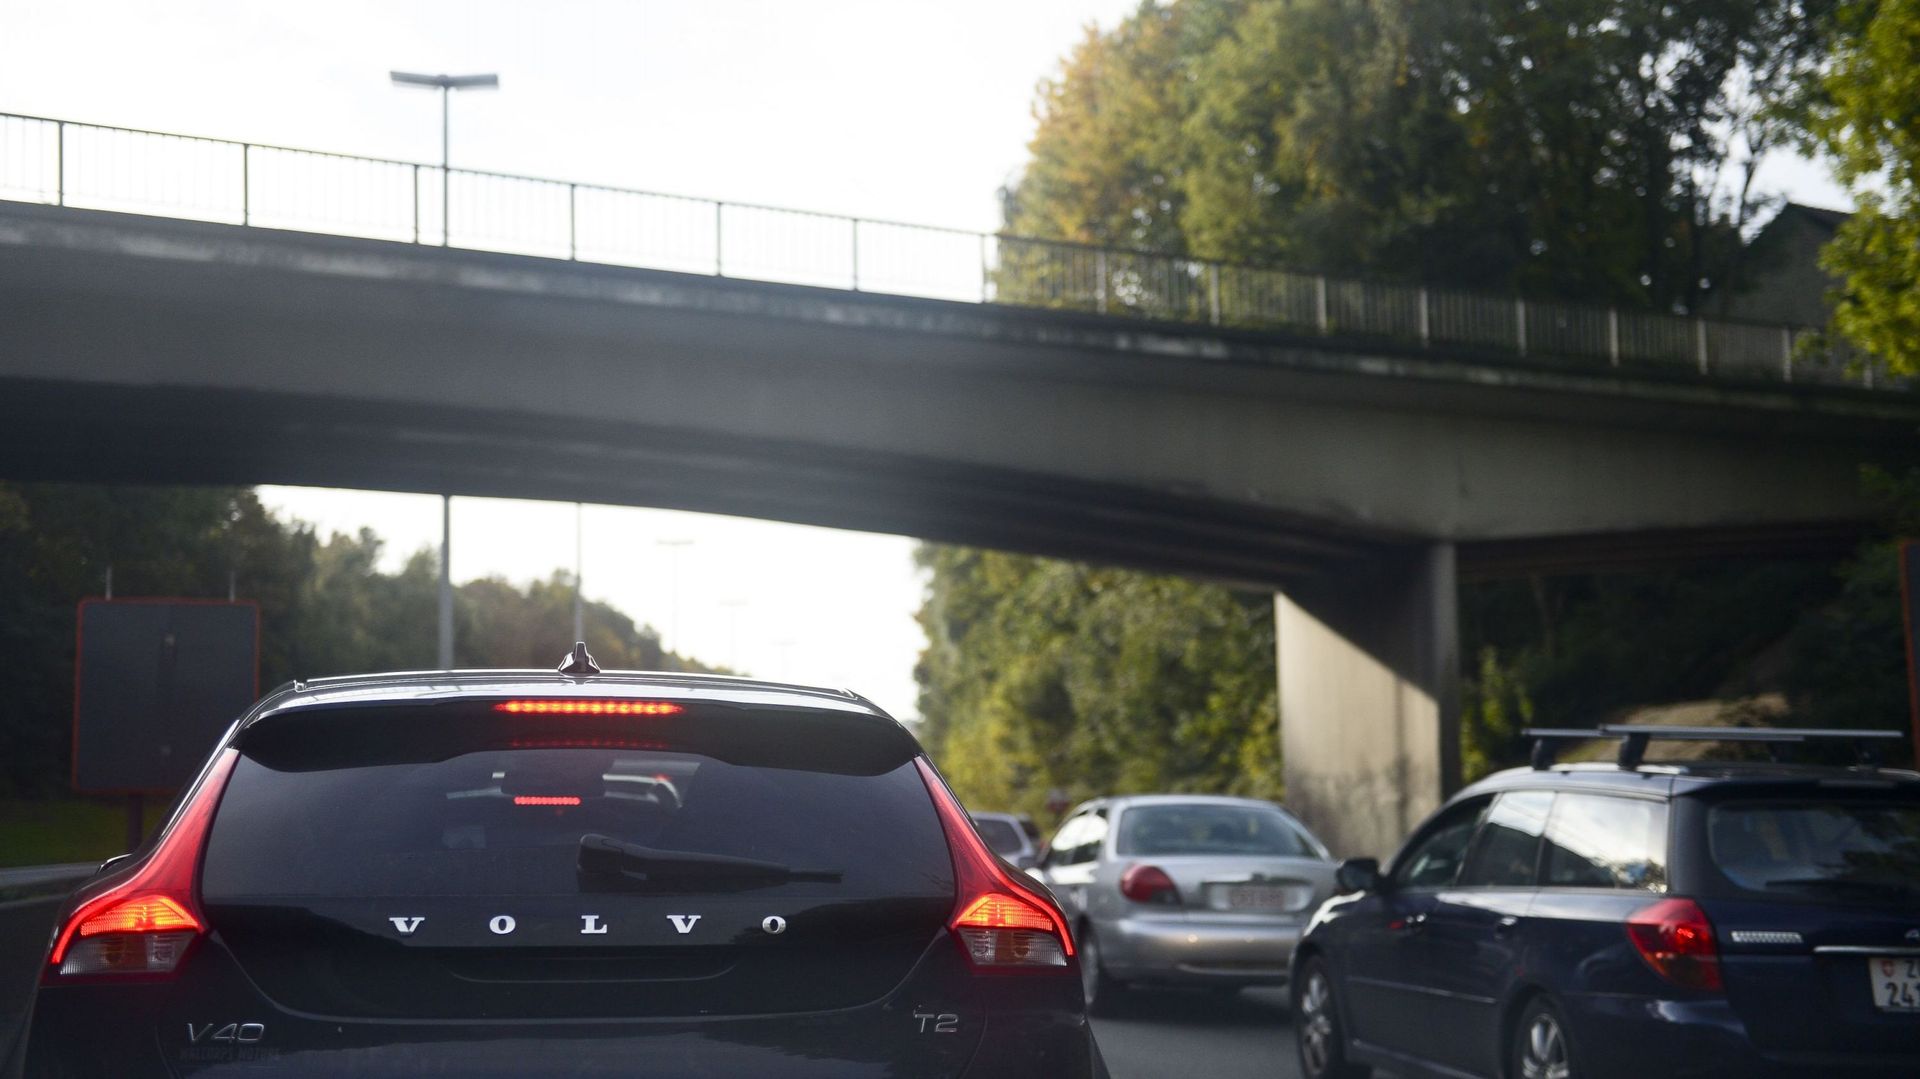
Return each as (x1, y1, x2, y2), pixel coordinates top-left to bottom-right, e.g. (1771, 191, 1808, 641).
(0, 112, 1888, 389)
(0, 864, 92, 904)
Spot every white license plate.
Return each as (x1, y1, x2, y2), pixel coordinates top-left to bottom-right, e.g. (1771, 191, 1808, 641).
(1218, 883, 1307, 912)
(1869, 956, 1920, 1012)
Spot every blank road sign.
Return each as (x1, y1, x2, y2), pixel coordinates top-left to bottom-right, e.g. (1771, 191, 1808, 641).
(73, 599, 259, 794)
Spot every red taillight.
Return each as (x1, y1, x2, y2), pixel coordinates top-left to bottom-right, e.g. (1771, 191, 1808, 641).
(1119, 863, 1180, 905)
(512, 795, 582, 806)
(494, 699, 683, 716)
(1626, 897, 1722, 991)
(914, 759, 1074, 970)
(74, 895, 199, 936)
(48, 749, 238, 979)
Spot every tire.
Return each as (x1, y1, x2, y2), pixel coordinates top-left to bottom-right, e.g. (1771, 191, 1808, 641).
(1293, 956, 1370, 1079)
(1511, 996, 1574, 1079)
(1078, 924, 1129, 1017)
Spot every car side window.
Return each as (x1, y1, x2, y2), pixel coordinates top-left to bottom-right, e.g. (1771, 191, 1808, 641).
(1047, 815, 1089, 866)
(1540, 793, 1669, 891)
(1391, 797, 1490, 890)
(1456, 790, 1554, 888)
(1073, 812, 1109, 864)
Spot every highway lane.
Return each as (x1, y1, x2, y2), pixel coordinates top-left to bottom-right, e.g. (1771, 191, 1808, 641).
(1093, 987, 1302, 1079)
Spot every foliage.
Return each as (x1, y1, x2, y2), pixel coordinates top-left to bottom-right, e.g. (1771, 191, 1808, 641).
(0, 483, 714, 796)
(1781, 542, 1909, 739)
(1458, 560, 1848, 779)
(1461, 646, 1535, 783)
(0, 798, 167, 868)
(1805, 0, 1920, 373)
(1008, 0, 1831, 310)
(914, 545, 1279, 817)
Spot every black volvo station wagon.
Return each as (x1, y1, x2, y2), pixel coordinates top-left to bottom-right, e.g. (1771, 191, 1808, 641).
(21, 647, 1104, 1078)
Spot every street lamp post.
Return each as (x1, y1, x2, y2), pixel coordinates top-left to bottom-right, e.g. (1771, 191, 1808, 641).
(656, 539, 693, 659)
(573, 502, 585, 643)
(438, 494, 453, 668)
(390, 70, 499, 246)
(393, 71, 496, 668)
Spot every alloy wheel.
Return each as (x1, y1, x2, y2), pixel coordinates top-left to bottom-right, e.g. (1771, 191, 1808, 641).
(1298, 969, 1335, 1076)
(1518, 1010, 1570, 1079)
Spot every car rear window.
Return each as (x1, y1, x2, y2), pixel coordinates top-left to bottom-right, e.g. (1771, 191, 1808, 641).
(1708, 800, 1920, 900)
(972, 817, 1025, 855)
(203, 703, 951, 900)
(1115, 803, 1315, 857)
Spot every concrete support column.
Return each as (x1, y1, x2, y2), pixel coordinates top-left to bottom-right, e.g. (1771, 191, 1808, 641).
(1276, 542, 1460, 860)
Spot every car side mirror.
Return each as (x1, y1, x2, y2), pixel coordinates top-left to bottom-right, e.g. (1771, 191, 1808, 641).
(1336, 857, 1383, 894)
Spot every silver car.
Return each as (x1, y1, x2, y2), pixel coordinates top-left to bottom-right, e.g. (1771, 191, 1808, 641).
(1034, 794, 1338, 1013)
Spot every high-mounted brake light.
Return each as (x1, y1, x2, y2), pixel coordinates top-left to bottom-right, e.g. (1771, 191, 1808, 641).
(512, 795, 582, 806)
(914, 758, 1074, 971)
(1626, 897, 1721, 991)
(496, 699, 683, 716)
(48, 749, 238, 978)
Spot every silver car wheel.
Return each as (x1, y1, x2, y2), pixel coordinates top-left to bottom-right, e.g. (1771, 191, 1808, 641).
(1519, 1010, 1570, 1079)
(1298, 969, 1335, 1076)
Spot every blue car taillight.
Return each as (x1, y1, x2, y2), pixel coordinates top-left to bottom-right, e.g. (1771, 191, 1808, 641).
(1626, 897, 1722, 991)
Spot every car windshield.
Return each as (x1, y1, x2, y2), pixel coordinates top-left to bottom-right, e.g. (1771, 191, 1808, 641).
(1115, 803, 1314, 857)
(1708, 800, 1920, 896)
(972, 816, 1026, 855)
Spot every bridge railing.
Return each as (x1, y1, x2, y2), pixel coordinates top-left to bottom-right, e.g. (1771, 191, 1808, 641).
(0, 112, 1886, 390)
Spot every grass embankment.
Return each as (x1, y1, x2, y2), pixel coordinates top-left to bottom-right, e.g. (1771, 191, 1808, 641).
(0, 798, 167, 868)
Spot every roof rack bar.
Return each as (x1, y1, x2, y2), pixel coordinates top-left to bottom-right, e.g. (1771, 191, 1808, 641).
(1520, 726, 1906, 770)
(1593, 725, 1903, 742)
(1522, 729, 1597, 770)
(1618, 731, 1652, 770)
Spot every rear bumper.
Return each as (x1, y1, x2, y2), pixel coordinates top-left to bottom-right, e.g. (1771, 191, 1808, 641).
(24, 935, 1097, 1079)
(1097, 915, 1301, 986)
(1564, 994, 1917, 1079)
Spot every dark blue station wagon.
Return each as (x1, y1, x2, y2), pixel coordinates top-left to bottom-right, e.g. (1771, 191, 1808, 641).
(1290, 726, 1920, 1079)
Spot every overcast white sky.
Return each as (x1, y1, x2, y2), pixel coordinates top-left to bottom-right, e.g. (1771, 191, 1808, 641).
(0, 0, 1854, 717)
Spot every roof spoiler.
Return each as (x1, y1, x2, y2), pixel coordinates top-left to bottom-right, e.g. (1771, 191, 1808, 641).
(1521, 725, 1906, 771)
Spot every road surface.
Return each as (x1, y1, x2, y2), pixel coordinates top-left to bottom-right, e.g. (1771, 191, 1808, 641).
(1093, 987, 1302, 1079)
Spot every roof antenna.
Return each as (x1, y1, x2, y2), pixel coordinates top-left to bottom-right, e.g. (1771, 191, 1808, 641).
(557, 641, 600, 676)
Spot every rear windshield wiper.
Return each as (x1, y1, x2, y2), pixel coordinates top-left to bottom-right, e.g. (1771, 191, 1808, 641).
(577, 833, 841, 891)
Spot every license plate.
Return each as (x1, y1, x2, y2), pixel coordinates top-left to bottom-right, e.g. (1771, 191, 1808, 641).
(1870, 956, 1920, 1012)
(1217, 883, 1308, 912)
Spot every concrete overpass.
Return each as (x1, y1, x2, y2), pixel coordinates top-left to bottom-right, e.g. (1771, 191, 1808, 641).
(3, 200, 1916, 856)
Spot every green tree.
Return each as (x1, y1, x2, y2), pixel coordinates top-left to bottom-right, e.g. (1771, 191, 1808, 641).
(915, 545, 1279, 816)
(1805, 0, 1920, 374)
(0, 483, 719, 795)
(1010, 0, 1829, 308)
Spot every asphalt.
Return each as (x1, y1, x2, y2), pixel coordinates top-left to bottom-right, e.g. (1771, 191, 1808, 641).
(1092, 986, 1303, 1079)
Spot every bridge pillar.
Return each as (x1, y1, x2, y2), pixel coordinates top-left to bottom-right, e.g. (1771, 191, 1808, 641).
(1276, 542, 1460, 860)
